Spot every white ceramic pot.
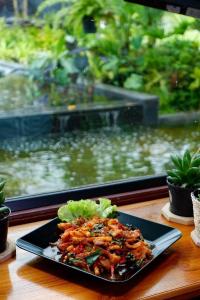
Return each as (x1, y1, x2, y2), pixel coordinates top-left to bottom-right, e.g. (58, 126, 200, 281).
(191, 190, 200, 246)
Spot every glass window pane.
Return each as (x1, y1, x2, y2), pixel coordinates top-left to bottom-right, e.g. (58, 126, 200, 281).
(0, 1, 199, 199)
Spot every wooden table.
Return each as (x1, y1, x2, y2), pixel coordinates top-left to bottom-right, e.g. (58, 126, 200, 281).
(1, 198, 200, 300)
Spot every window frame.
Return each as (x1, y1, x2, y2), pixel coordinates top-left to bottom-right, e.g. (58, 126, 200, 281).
(7, 174, 168, 225)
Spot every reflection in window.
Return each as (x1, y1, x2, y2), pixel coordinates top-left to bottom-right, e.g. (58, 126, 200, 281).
(0, 0, 199, 198)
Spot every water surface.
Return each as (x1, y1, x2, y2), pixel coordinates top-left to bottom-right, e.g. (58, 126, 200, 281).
(0, 124, 199, 197)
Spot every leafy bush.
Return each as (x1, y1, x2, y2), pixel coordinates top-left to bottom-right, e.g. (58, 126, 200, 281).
(37, 0, 200, 113)
(1, 1, 200, 113)
(140, 39, 200, 112)
(0, 19, 66, 64)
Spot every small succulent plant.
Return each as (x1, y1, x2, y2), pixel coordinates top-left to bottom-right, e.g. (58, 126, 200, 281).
(167, 149, 200, 189)
(0, 179, 9, 218)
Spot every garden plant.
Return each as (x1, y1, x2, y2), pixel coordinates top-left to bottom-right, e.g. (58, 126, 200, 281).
(0, 0, 200, 112)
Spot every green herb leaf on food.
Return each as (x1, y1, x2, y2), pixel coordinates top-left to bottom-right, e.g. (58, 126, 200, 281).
(86, 249, 102, 266)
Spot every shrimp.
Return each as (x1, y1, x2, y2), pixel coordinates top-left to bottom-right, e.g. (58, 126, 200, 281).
(56, 216, 152, 279)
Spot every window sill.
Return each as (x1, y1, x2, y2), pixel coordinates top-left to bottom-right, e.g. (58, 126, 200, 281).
(9, 185, 168, 225)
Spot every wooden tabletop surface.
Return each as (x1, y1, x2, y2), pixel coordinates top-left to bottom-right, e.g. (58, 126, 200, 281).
(1, 198, 200, 300)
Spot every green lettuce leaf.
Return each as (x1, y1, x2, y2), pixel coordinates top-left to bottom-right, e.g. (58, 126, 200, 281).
(58, 198, 117, 221)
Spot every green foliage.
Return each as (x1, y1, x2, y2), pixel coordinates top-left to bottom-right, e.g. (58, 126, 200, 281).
(0, 179, 9, 216)
(58, 198, 117, 221)
(167, 150, 200, 189)
(37, 0, 200, 113)
(28, 52, 77, 87)
(0, 179, 5, 205)
(0, 2, 200, 113)
(86, 249, 101, 266)
(38, 0, 133, 35)
(0, 19, 66, 64)
(141, 39, 200, 112)
(124, 74, 143, 90)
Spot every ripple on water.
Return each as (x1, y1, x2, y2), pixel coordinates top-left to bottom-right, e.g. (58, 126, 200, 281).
(0, 125, 199, 197)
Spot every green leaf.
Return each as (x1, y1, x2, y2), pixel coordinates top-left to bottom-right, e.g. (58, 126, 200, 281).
(0, 179, 5, 205)
(131, 36, 143, 50)
(0, 180, 6, 191)
(97, 198, 117, 218)
(58, 198, 117, 221)
(58, 205, 74, 221)
(124, 74, 143, 90)
(171, 155, 183, 170)
(0, 206, 9, 215)
(187, 167, 200, 178)
(54, 68, 70, 86)
(167, 169, 183, 180)
(182, 150, 191, 171)
(86, 249, 101, 266)
(37, 0, 70, 16)
(59, 57, 78, 74)
(167, 176, 181, 185)
(166, 170, 175, 177)
(0, 191, 5, 205)
(191, 157, 200, 167)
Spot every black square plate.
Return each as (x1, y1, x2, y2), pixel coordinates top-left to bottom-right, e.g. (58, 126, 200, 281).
(16, 211, 182, 283)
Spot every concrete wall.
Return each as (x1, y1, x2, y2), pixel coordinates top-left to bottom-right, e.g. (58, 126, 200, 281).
(94, 83, 159, 126)
(0, 101, 144, 139)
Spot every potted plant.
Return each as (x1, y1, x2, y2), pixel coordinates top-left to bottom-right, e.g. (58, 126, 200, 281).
(191, 189, 200, 246)
(166, 149, 200, 217)
(0, 179, 11, 253)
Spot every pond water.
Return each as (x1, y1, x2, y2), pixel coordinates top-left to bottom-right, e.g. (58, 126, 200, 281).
(0, 124, 199, 198)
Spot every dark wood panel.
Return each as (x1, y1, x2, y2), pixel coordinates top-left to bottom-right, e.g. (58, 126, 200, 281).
(9, 185, 168, 225)
(6, 175, 167, 212)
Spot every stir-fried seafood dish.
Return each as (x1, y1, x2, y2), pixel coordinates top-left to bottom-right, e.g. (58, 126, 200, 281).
(54, 216, 152, 280)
